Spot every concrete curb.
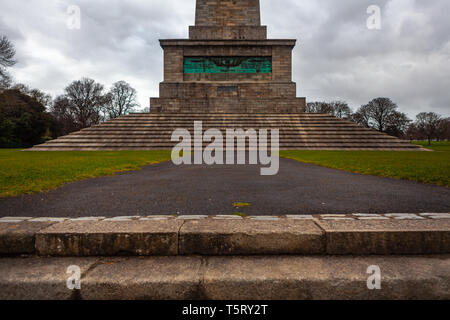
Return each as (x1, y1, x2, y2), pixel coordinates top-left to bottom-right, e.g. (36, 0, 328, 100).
(0, 255, 448, 300)
(0, 214, 449, 256)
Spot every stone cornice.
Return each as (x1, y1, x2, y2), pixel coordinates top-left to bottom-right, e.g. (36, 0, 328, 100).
(159, 39, 297, 48)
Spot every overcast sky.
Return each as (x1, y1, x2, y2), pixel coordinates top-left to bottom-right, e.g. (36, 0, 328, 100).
(1, 0, 449, 117)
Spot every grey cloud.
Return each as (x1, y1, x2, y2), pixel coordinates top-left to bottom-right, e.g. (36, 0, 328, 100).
(0, 0, 448, 117)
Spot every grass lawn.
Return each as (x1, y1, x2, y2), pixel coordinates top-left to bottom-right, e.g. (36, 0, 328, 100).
(281, 141, 450, 188)
(412, 141, 450, 151)
(0, 149, 172, 197)
(1, 142, 449, 198)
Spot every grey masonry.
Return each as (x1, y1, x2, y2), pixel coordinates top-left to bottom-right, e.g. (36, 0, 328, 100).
(151, 0, 306, 113)
(31, 0, 423, 151)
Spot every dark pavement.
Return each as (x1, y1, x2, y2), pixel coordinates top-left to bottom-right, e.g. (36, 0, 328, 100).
(1, 158, 449, 217)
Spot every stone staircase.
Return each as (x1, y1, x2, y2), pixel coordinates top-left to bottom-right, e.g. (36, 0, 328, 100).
(30, 113, 424, 151)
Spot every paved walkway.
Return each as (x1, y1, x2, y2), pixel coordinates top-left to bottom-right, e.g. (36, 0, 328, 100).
(1, 159, 449, 217)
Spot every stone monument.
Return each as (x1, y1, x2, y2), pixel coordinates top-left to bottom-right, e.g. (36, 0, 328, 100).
(31, 0, 421, 151)
(150, 0, 306, 114)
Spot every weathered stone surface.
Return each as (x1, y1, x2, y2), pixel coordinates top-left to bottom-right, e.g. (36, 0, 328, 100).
(29, 1, 425, 151)
(202, 255, 450, 300)
(36, 220, 183, 256)
(3, 217, 447, 256)
(31, 112, 423, 151)
(1, 255, 448, 300)
(179, 219, 325, 255)
(316, 219, 450, 254)
(0, 257, 99, 300)
(82, 256, 203, 300)
(159, 82, 297, 99)
(189, 26, 267, 40)
(0, 222, 56, 254)
(195, 0, 262, 27)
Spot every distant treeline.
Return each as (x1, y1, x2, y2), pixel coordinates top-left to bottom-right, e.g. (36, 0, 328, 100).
(2, 85, 448, 148)
(0, 79, 139, 148)
(1, 35, 449, 148)
(306, 99, 450, 144)
(1, 35, 141, 148)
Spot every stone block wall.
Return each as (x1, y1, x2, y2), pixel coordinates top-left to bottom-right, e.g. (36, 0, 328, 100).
(151, 1, 306, 114)
(272, 46, 293, 81)
(189, 26, 267, 40)
(163, 47, 183, 82)
(162, 41, 295, 83)
(159, 82, 297, 99)
(195, 0, 261, 26)
(150, 97, 306, 114)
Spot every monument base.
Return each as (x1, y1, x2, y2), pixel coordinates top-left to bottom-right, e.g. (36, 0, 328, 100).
(149, 98, 306, 113)
(30, 113, 423, 151)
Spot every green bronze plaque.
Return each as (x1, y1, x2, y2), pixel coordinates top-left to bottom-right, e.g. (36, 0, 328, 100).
(184, 56, 272, 74)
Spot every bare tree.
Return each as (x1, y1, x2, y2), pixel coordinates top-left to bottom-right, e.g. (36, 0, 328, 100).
(306, 101, 352, 119)
(351, 104, 371, 128)
(50, 95, 80, 136)
(352, 98, 410, 137)
(406, 123, 419, 141)
(62, 78, 110, 128)
(331, 101, 352, 119)
(306, 101, 321, 113)
(0, 36, 16, 67)
(365, 98, 399, 132)
(0, 72, 11, 90)
(415, 112, 443, 145)
(385, 111, 411, 138)
(306, 101, 334, 114)
(440, 118, 450, 141)
(0, 35, 16, 90)
(104, 81, 139, 119)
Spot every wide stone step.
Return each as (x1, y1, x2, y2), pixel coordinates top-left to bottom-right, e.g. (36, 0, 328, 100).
(123, 117, 339, 121)
(97, 122, 361, 129)
(125, 111, 332, 118)
(81, 126, 372, 132)
(68, 130, 392, 135)
(121, 118, 341, 122)
(2, 215, 446, 300)
(35, 143, 418, 148)
(112, 114, 340, 118)
(89, 120, 360, 125)
(104, 122, 358, 126)
(30, 113, 424, 151)
(51, 137, 405, 143)
(70, 131, 397, 136)
(124, 113, 337, 116)
(2, 215, 449, 256)
(1, 255, 448, 300)
(62, 135, 398, 140)
(123, 115, 337, 120)
(53, 140, 403, 145)
(31, 147, 422, 151)
(66, 129, 402, 136)
(108, 117, 352, 121)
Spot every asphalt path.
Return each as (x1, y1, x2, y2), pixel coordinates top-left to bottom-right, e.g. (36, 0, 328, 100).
(1, 158, 449, 217)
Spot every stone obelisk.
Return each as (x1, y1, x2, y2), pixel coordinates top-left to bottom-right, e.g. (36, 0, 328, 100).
(31, 0, 422, 151)
(150, 0, 306, 113)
